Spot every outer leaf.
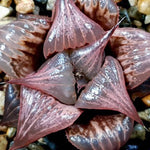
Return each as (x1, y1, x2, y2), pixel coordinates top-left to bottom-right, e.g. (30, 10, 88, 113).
(10, 86, 82, 150)
(43, 0, 105, 58)
(74, 0, 119, 30)
(66, 114, 134, 150)
(110, 27, 150, 89)
(17, 14, 52, 30)
(9, 52, 76, 104)
(70, 22, 119, 80)
(0, 15, 51, 78)
(0, 84, 20, 127)
(75, 56, 142, 124)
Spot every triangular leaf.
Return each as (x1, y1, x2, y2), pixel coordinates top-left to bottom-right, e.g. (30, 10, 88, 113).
(74, 0, 119, 30)
(110, 27, 150, 89)
(10, 86, 82, 150)
(9, 52, 76, 104)
(0, 15, 51, 78)
(43, 0, 105, 58)
(66, 114, 134, 150)
(75, 56, 142, 124)
(0, 84, 20, 127)
(70, 23, 119, 80)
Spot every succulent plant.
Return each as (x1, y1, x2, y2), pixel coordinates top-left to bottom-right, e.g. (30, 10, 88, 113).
(1, 0, 150, 149)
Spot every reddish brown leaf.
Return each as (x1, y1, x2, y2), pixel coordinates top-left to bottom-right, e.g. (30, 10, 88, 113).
(0, 15, 51, 78)
(17, 14, 51, 26)
(10, 86, 82, 150)
(66, 114, 134, 150)
(75, 0, 119, 30)
(0, 84, 20, 127)
(43, 0, 105, 58)
(75, 56, 142, 124)
(70, 23, 119, 80)
(110, 27, 150, 89)
(9, 52, 76, 104)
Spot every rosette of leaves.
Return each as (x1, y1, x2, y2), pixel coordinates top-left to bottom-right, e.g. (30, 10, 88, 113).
(2, 0, 150, 149)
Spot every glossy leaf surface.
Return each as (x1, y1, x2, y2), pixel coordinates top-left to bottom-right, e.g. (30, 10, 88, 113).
(43, 0, 105, 58)
(70, 23, 118, 80)
(0, 84, 20, 127)
(0, 15, 51, 78)
(10, 86, 82, 150)
(66, 114, 134, 150)
(75, 56, 142, 124)
(110, 27, 150, 89)
(75, 0, 119, 30)
(10, 52, 76, 104)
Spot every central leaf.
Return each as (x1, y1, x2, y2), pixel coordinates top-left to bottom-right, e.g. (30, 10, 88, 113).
(43, 0, 105, 58)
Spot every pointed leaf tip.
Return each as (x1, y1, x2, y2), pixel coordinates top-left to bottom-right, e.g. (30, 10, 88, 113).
(9, 52, 76, 105)
(75, 56, 142, 124)
(43, 0, 105, 58)
(70, 22, 119, 80)
(11, 86, 82, 150)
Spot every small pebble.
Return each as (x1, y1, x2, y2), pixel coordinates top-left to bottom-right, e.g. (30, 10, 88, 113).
(138, 108, 150, 122)
(6, 127, 16, 139)
(124, 145, 139, 150)
(0, 17, 16, 26)
(0, 91, 5, 115)
(33, 5, 40, 15)
(0, 6, 13, 20)
(0, 135, 8, 150)
(130, 124, 146, 140)
(114, 0, 122, 3)
(119, 7, 132, 27)
(15, 0, 35, 14)
(128, 0, 137, 6)
(34, 0, 47, 4)
(142, 94, 150, 106)
(128, 6, 143, 20)
(144, 15, 150, 24)
(0, 0, 12, 7)
(146, 24, 150, 32)
(28, 143, 45, 150)
(46, 0, 56, 11)
(133, 20, 142, 27)
(38, 138, 47, 145)
(138, 0, 150, 15)
(0, 126, 7, 132)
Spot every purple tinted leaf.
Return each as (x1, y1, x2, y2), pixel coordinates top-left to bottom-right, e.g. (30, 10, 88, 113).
(75, 0, 119, 30)
(110, 27, 150, 89)
(66, 114, 134, 150)
(0, 16, 51, 78)
(10, 86, 82, 150)
(75, 56, 142, 124)
(70, 23, 119, 80)
(43, 0, 105, 58)
(9, 52, 76, 104)
(0, 84, 20, 127)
